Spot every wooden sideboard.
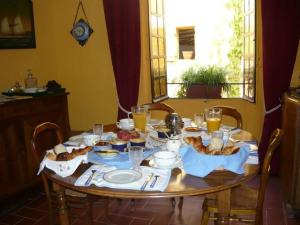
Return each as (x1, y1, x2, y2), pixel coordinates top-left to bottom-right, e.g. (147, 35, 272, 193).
(0, 94, 71, 202)
(281, 90, 300, 215)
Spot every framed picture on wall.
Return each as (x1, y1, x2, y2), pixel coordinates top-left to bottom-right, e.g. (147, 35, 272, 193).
(0, 0, 36, 49)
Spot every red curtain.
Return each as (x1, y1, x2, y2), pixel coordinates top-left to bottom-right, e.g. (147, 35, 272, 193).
(259, 0, 300, 174)
(103, 0, 141, 120)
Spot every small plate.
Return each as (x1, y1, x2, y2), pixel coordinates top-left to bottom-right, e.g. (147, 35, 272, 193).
(103, 169, 142, 184)
(95, 149, 119, 159)
(184, 127, 201, 132)
(148, 158, 182, 170)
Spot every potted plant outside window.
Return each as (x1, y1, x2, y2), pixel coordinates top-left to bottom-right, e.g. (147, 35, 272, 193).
(177, 65, 229, 98)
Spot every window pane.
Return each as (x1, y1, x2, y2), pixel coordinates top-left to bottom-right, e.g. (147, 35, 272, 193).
(154, 79, 160, 98)
(152, 37, 158, 56)
(151, 15, 158, 35)
(158, 17, 164, 36)
(152, 59, 159, 77)
(157, 0, 163, 16)
(151, 0, 157, 14)
(158, 37, 165, 56)
(159, 58, 165, 75)
(160, 77, 167, 96)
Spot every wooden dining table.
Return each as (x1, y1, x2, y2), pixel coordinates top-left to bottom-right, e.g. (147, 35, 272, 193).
(43, 124, 259, 225)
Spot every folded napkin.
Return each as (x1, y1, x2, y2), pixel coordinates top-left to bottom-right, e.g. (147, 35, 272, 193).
(179, 144, 250, 177)
(87, 148, 160, 169)
(75, 165, 171, 192)
(68, 132, 116, 146)
(38, 147, 88, 177)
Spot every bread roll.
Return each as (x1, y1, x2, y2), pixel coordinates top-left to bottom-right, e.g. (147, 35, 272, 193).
(56, 146, 92, 161)
(54, 144, 67, 155)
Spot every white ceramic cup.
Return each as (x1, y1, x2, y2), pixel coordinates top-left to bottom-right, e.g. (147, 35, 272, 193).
(153, 151, 177, 168)
(182, 118, 192, 127)
(83, 134, 101, 146)
(116, 118, 134, 130)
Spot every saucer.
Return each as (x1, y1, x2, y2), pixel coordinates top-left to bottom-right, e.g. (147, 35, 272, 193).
(148, 158, 182, 170)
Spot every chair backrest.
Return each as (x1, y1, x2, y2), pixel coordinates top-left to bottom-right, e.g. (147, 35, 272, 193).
(255, 128, 283, 225)
(143, 102, 175, 113)
(213, 105, 243, 128)
(31, 122, 64, 164)
(31, 122, 65, 212)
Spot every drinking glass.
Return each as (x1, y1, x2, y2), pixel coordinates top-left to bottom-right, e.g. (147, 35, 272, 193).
(128, 146, 144, 171)
(93, 124, 104, 138)
(205, 108, 222, 133)
(194, 113, 204, 128)
(131, 106, 148, 132)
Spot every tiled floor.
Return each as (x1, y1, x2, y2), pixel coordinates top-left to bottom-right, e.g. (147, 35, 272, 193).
(0, 176, 299, 225)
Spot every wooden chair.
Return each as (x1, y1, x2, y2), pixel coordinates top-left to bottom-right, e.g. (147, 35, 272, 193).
(31, 122, 93, 225)
(142, 102, 175, 113)
(213, 105, 243, 128)
(200, 128, 283, 225)
(142, 102, 184, 210)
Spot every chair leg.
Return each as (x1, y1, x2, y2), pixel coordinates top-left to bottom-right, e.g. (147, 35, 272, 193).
(86, 201, 93, 225)
(171, 197, 176, 209)
(178, 197, 184, 214)
(200, 199, 209, 225)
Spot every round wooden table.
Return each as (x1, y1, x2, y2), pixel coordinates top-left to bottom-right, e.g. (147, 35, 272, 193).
(44, 127, 259, 225)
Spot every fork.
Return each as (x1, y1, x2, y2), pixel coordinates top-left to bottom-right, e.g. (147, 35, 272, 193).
(150, 175, 160, 188)
(85, 169, 97, 186)
(140, 173, 154, 191)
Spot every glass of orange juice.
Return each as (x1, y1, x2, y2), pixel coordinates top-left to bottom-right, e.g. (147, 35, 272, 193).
(131, 106, 148, 132)
(205, 108, 222, 133)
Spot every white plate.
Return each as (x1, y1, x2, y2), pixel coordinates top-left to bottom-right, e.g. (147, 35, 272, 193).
(103, 169, 142, 184)
(148, 158, 182, 170)
(23, 88, 38, 93)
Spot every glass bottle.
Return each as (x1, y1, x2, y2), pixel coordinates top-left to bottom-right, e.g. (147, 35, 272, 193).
(24, 69, 37, 88)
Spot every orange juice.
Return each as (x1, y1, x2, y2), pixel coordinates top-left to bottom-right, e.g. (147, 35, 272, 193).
(206, 118, 221, 133)
(133, 112, 147, 132)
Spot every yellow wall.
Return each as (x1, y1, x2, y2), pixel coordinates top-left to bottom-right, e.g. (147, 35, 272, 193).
(0, 0, 298, 141)
(0, 0, 118, 131)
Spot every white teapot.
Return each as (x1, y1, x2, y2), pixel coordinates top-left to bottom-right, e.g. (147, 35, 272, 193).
(166, 135, 181, 154)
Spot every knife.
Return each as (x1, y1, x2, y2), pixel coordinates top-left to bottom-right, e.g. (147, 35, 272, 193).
(140, 173, 154, 191)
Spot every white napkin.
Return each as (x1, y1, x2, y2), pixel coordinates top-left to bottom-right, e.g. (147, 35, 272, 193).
(38, 147, 88, 177)
(236, 142, 259, 165)
(75, 165, 171, 192)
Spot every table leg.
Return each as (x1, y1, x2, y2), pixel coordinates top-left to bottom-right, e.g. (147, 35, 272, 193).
(216, 189, 231, 225)
(53, 184, 70, 225)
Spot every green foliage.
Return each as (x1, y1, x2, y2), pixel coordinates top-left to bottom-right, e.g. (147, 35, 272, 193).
(225, 0, 244, 97)
(177, 65, 229, 97)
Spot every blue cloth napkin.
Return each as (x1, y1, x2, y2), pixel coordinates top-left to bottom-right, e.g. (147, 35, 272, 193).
(179, 144, 250, 177)
(88, 148, 159, 169)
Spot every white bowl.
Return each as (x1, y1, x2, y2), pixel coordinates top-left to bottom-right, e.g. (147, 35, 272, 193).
(153, 151, 177, 168)
(83, 134, 101, 146)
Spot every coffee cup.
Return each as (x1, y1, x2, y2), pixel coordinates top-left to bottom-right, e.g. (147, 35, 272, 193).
(110, 140, 128, 152)
(116, 118, 134, 130)
(130, 138, 146, 147)
(83, 134, 101, 146)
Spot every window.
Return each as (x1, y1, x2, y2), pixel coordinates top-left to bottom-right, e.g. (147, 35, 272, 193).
(178, 28, 195, 60)
(148, 0, 168, 102)
(148, 0, 256, 102)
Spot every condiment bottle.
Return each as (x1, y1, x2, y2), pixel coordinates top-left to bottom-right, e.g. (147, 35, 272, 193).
(24, 69, 37, 88)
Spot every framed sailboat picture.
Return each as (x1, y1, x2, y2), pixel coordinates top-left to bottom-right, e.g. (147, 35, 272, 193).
(0, 0, 36, 49)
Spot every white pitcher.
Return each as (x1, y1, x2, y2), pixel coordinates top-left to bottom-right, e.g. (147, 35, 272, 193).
(166, 135, 181, 154)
